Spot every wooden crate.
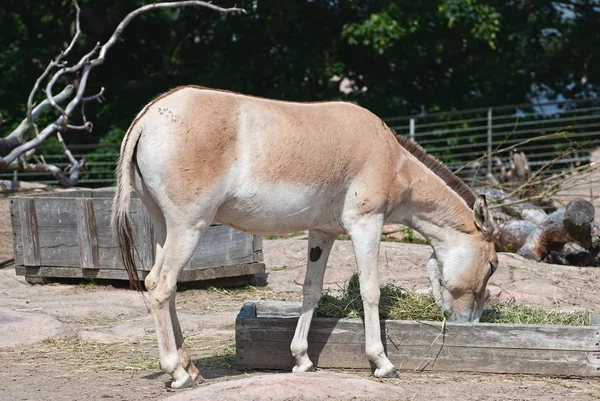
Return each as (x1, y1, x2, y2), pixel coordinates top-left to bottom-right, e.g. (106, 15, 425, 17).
(236, 300, 600, 377)
(10, 188, 265, 284)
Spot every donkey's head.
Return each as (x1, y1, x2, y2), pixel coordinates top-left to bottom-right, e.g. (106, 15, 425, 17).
(427, 195, 498, 322)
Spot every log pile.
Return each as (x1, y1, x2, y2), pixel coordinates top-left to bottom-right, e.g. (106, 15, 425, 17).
(479, 151, 600, 266)
(491, 198, 600, 266)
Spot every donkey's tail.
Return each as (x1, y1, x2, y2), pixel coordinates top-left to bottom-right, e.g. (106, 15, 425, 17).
(111, 121, 145, 292)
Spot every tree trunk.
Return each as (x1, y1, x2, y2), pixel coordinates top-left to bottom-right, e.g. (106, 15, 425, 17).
(517, 199, 596, 262)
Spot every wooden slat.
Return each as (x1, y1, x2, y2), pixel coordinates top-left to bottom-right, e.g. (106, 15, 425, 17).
(17, 262, 265, 283)
(236, 340, 600, 376)
(91, 198, 113, 228)
(236, 301, 600, 376)
(36, 228, 80, 267)
(189, 225, 254, 269)
(179, 262, 265, 282)
(252, 235, 264, 263)
(17, 198, 41, 266)
(241, 317, 599, 351)
(76, 198, 99, 269)
(9, 199, 23, 265)
(10, 193, 264, 285)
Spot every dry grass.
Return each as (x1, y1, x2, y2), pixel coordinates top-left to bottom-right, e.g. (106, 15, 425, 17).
(205, 284, 302, 302)
(30, 338, 158, 372)
(316, 274, 589, 326)
(191, 338, 236, 369)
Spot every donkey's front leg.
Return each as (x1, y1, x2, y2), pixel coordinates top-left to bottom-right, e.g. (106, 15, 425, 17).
(347, 215, 397, 378)
(290, 230, 336, 372)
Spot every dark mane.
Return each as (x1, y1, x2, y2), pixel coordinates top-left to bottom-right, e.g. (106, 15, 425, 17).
(396, 135, 477, 209)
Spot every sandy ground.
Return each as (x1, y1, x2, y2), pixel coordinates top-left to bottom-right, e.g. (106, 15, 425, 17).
(1, 194, 600, 400)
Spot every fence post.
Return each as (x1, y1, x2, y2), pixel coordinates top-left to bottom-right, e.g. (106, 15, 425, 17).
(409, 118, 415, 142)
(13, 170, 18, 182)
(487, 108, 493, 175)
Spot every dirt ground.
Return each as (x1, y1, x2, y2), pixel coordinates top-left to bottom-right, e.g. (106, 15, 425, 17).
(1, 193, 600, 401)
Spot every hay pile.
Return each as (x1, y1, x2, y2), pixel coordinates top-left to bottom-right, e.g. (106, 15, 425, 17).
(315, 274, 588, 326)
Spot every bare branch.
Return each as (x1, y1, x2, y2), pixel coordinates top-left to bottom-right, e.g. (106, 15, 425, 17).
(94, 1, 246, 66)
(83, 87, 105, 103)
(66, 122, 93, 132)
(1, 85, 74, 151)
(45, 43, 101, 116)
(2, 0, 246, 187)
(45, 1, 244, 119)
(62, 0, 82, 58)
(81, 87, 105, 123)
(26, 0, 81, 125)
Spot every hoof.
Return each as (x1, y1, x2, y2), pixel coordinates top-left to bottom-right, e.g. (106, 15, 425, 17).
(189, 370, 202, 382)
(170, 372, 195, 389)
(374, 366, 399, 378)
(292, 362, 315, 373)
(188, 365, 202, 382)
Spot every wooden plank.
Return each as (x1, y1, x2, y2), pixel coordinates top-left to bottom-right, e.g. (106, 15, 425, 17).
(179, 262, 265, 282)
(252, 235, 264, 263)
(22, 266, 129, 280)
(135, 198, 154, 271)
(17, 198, 41, 266)
(236, 301, 600, 376)
(241, 312, 599, 351)
(238, 302, 257, 319)
(188, 225, 254, 269)
(96, 227, 121, 269)
(9, 192, 264, 285)
(19, 262, 265, 283)
(9, 199, 23, 265)
(22, 223, 263, 272)
(91, 198, 113, 229)
(21, 198, 78, 227)
(236, 339, 600, 376)
(255, 301, 302, 318)
(36, 227, 80, 267)
(76, 198, 99, 269)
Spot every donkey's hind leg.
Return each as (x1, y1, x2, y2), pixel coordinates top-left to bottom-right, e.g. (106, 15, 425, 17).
(149, 212, 200, 382)
(290, 230, 335, 372)
(144, 212, 214, 389)
(170, 294, 201, 381)
(346, 214, 397, 378)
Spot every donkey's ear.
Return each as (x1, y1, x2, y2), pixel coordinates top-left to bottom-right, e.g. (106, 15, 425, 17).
(473, 195, 494, 238)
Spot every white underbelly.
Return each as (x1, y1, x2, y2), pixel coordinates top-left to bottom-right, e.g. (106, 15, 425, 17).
(215, 182, 345, 235)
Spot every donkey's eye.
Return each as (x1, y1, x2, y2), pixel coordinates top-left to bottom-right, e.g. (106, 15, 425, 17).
(489, 262, 497, 275)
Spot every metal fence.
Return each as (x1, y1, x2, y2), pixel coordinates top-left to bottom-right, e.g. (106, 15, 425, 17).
(2, 97, 600, 187)
(387, 97, 600, 181)
(0, 143, 121, 187)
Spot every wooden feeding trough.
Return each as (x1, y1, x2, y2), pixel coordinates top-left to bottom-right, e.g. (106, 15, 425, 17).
(10, 189, 265, 285)
(236, 300, 600, 377)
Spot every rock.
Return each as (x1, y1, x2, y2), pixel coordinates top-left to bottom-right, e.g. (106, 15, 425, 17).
(163, 372, 406, 401)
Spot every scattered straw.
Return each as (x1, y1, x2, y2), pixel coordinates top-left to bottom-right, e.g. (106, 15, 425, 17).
(192, 339, 236, 369)
(30, 338, 158, 372)
(316, 274, 590, 326)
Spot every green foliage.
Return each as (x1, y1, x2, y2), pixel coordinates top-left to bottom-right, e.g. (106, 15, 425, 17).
(342, 12, 407, 54)
(1, 0, 599, 185)
(84, 126, 126, 182)
(438, 0, 500, 49)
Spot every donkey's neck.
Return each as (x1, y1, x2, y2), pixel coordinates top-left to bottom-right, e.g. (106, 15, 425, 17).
(390, 148, 477, 248)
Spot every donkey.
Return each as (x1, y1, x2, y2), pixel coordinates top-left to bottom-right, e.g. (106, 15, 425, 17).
(112, 85, 498, 388)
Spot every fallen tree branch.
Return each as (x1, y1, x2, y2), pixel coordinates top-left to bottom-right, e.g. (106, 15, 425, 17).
(1, 0, 246, 186)
(0, 85, 74, 152)
(518, 199, 597, 262)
